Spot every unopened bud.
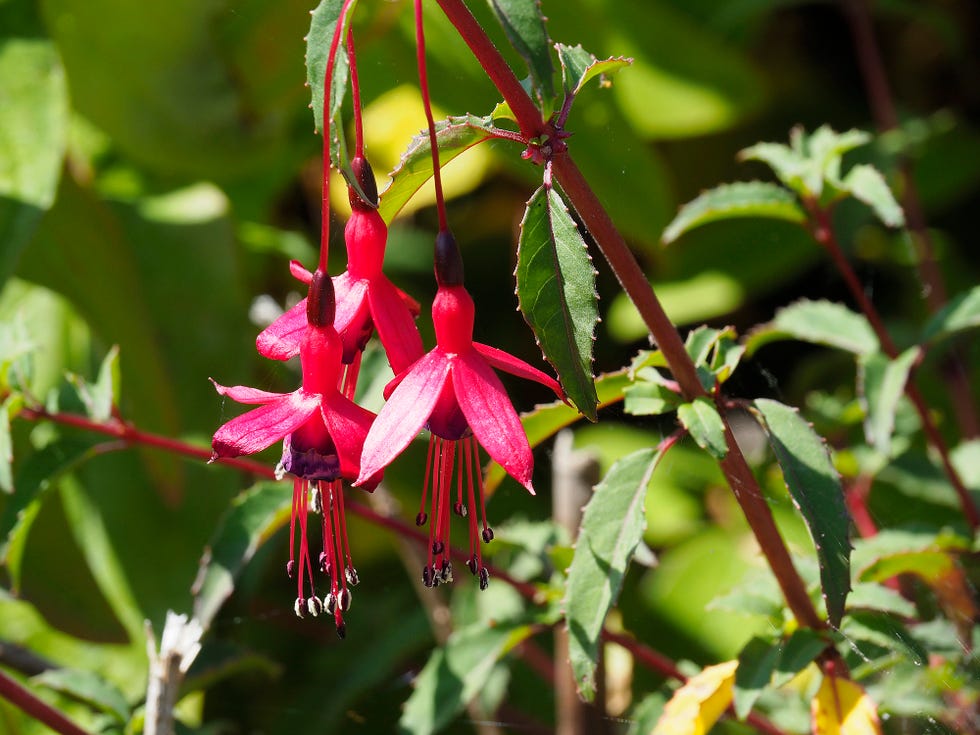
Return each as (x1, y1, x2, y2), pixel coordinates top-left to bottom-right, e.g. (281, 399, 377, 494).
(434, 230, 464, 286)
(348, 156, 379, 210)
(306, 269, 336, 327)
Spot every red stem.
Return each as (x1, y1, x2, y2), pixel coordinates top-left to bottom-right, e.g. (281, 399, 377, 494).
(414, 0, 449, 233)
(432, 0, 823, 632)
(806, 204, 980, 531)
(0, 668, 92, 735)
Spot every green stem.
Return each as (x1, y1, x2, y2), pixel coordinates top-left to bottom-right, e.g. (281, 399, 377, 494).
(433, 0, 824, 632)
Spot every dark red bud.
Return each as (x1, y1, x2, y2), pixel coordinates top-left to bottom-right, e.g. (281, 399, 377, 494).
(306, 269, 336, 327)
(434, 230, 464, 286)
(348, 156, 379, 211)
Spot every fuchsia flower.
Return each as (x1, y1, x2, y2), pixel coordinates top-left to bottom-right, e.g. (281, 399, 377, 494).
(256, 158, 423, 385)
(356, 232, 564, 588)
(211, 272, 377, 637)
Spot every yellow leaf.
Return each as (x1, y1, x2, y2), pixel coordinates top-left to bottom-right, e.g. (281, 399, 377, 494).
(811, 675, 883, 735)
(652, 660, 737, 735)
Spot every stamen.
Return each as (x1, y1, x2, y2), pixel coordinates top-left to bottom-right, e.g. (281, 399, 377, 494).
(478, 567, 490, 591)
(417, 435, 437, 526)
(435, 440, 455, 567)
(308, 596, 323, 617)
(294, 597, 306, 618)
(425, 438, 442, 574)
(470, 438, 493, 543)
(454, 446, 466, 516)
(464, 436, 480, 566)
(341, 350, 362, 399)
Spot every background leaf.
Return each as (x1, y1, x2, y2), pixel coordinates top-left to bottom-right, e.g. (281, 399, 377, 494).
(857, 348, 919, 457)
(745, 299, 879, 356)
(920, 285, 980, 343)
(517, 184, 599, 419)
(564, 447, 661, 701)
(32, 668, 131, 723)
(753, 398, 851, 627)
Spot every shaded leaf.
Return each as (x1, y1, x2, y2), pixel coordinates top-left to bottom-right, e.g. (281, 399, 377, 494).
(857, 348, 918, 457)
(32, 668, 131, 723)
(854, 528, 969, 585)
(772, 628, 828, 687)
(378, 115, 496, 223)
(652, 660, 737, 735)
(487, 0, 554, 102)
(811, 675, 882, 735)
(841, 611, 926, 665)
(846, 583, 916, 618)
(484, 366, 636, 495)
(662, 181, 806, 244)
(678, 398, 728, 459)
(191, 482, 291, 632)
(842, 164, 905, 228)
(182, 640, 281, 695)
(734, 637, 779, 719)
(0, 29, 68, 287)
(70, 346, 120, 423)
(745, 299, 879, 356)
(398, 621, 534, 734)
(920, 285, 980, 343)
(0, 395, 16, 493)
(753, 399, 851, 627)
(517, 184, 599, 419)
(0, 439, 101, 592)
(555, 43, 631, 97)
(565, 447, 662, 701)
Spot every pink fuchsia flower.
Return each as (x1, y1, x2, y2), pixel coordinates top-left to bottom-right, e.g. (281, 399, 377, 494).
(211, 272, 378, 637)
(256, 158, 423, 391)
(356, 234, 564, 588)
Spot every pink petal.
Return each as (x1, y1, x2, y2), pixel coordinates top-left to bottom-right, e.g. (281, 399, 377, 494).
(289, 260, 313, 284)
(256, 299, 307, 360)
(212, 391, 320, 458)
(473, 342, 565, 401)
(453, 352, 535, 493)
(333, 272, 369, 333)
(210, 379, 286, 404)
(356, 351, 451, 484)
(320, 392, 375, 483)
(369, 278, 424, 375)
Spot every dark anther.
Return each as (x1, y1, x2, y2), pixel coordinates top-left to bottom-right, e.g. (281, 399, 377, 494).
(286, 560, 296, 578)
(306, 269, 336, 328)
(422, 566, 433, 588)
(325, 593, 337, 615)
(319, 551, 329, 573)
(466, 556, 478, 575)
(346, 567, 360, 586)
(434, 230, 464, 286)
(453, 502, 467, 517)
(432, 540, 444, 555)
(335, 623, 347, 640)
(482, 527, 495, 543)
(307, 596, 323, 617)
(440, 561, 453, 584)
(415, 512, 428, 527)
(338, 589, 352, 612)
(294, 597, 306, 618)
(478, 568, 490, 591)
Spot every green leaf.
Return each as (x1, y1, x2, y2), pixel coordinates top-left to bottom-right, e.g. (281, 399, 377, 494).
(191, 482, 291, 633)
(734, 636, 780, 719)
(0, 439, 101, 592)
(847, 582, 916, 618)
(182, 640, 281, 695)
(623, 369, 682, 417)
(771, 628, 828, 687)
(483, 366, 636, 495)
(69, 345, 121, 423)
(555, 43, 631, 97)
(841, 611, 927, 665)
(753, 398, 851, 627)
(662, 181, 806, 244)
(858, 348, 919, 457)
(486, 0, 554, 103)
(0, 31, 68, 287)
(678, 398, 728, 459)
(745, 299, 879, 356)
(565, 447, 662, 701)
(920, 285, 980, 343)
(517, 184, 599, 419)
(841, 164, 905, 228)
(378, 115, 496, 224)
(0, 395, 16, 493)
(0, 314, 34, 392)
(32, 668, 131, 723)
(398, 621, 534, 734)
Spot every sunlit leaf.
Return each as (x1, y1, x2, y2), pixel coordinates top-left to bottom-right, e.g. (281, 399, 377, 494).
(652, 660, 737, 735)
(565, 447, 662, 701)
(555, 43, 631, 98)
(920, 285, 980, 343)
(191, 482, 291, 632)
(0, 395, 16, 493)
(745, 299, 879, 356)
(678, 398, 728, 459)
(857, 348, 918, 457)
(398, 621, 534, 734)
(487, 0, 554, 103)
(32, 668, 131, 723)
(517, 183, 599, 419)
(811, 675, 883, 735)
(841, 164, 905, 228)
(378, 114, 496, 223)
(753, 399, 851, 627)
(623, 368, 682, 417)
(662, 181, 806, 244)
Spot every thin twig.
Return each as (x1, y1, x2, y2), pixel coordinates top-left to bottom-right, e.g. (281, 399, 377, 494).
(0, 668, 92, 735)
